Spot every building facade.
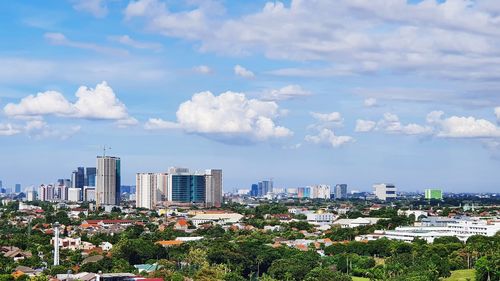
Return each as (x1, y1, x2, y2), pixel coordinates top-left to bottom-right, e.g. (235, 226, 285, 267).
(136, 172, 168, 209)
(373, 183, 397, 200)
(205, 169, 223, 208)
(96, 156, 121, 207)
(424, 189, 443, 200)
(334, 184, 348, 199)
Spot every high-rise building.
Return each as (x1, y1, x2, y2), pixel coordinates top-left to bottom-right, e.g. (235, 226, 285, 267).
(205, 169, 222, 208)
(298, 187, 311, 198)
(85, 167, 97, 187)
(71, 167, 85, 189)
(15, 184, 21, 193)
(424, 189, 443, 200)
(373, 183, 397, 200)
(136, 173, 168, 209)
(57, 185, 68, 201)
(96, 156, 121, 207)
(167, 168, 205, 203)
(39, 184, 55, 201)
(334, 184, 348, 199)
(250, 184, 259, 197)
(257, 180, 273, 197)
(84, 187, 95, 202)
(27, 190, 37, 201)
(311, 184, 330, 199)
(68, 188, 81, 202)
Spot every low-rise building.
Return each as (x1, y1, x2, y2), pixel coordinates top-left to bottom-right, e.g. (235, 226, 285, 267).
(190, 213, 243, 227)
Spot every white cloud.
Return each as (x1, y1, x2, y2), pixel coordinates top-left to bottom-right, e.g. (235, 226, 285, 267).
(305, 128, 354, 148)
(72, 0, 108, 18)
(193, 65, 213, 74)
(262, 85, 311, 101)
(109, 35, 162, 51)
(23, 119, 81, 140)
(4, 82, 133, 123)
(377, 113, 433, 135)
(44, 33, 128, 56)
(144, 118, 180, 130)
(310, 112, 342, 123)
(355, 119, 376, 132)
(0, 123, 21, 136)
(495, 107, 500, 121)
(364, 98, 377, 107)
(428, 111, 500, 138)
(146, 91, 292, 142)
(234, 65, 255, 78)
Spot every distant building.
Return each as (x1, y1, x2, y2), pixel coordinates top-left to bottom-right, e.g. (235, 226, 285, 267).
(15, 184, 21, 193)
(68, 188, 81, 202)
(167, 168, 205, 203)
(96, 156, 121, 207)
(205, 169, 222, 208)
(334, 184, 347, 199)
(250, 184, 259, 197)
(424, 189, 443, 200)
(311, 184, 330, 199)
(373, 183, 397, 200)
(71, 167, 85, 189)
(136, 173, 168, 209)
(26, 191, 37, 201)
(257, 180, 273, 197)
(84, 187, 95, 202)
(85, 167, 97, 187)
(297, 187, 311, 198)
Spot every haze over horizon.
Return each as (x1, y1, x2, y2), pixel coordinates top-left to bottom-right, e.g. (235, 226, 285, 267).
(1, 0, 500, 192)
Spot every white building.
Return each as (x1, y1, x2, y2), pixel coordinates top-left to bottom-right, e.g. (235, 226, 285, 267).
(26, 191, 37, 201)
(373, 183, 397, 200)
(67, 188, 82, 202)
(332, 217, 384, 228)
(84, 187, 95, 202)
(136, 173, 168, 209)
(190, 213, 243, 227)
(305, 211, 336, 224)
(310, 184, 331, 199)
(398, 210, 428, 221)
(447, 218, 500, 240)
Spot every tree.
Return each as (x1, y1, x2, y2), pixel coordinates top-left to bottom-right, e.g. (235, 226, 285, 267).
(475, 254, 500, 281)
(304, 267, 352, 281)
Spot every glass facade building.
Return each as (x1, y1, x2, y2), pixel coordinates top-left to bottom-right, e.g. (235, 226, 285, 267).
(170, 174, 206, 203)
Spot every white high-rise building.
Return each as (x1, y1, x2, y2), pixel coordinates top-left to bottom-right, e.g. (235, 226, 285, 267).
(373, 183, 397, 200)
(27, 190, 37, 201)
(67, 188, 81, 202)
(84, 187, 96, 202)
(136, 173, 168, 209)
(205, 169, 223, 208)
(96, 156, 120, 207)
(39, 184, 55, 202)
(311, 184, 331, 199)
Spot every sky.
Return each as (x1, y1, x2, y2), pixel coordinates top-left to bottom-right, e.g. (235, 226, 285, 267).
(1, 0, 500, 193)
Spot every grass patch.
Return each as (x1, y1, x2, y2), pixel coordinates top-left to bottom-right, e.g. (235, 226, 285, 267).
(352, 277, 370, 281)
(442, 269, 475, 281)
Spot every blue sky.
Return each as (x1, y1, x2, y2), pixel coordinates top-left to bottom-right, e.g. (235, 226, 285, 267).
(1, 0, 500, 192)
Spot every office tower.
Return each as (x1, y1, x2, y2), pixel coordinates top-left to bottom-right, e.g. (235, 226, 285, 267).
(205, 169, 222, 208)
(96, 156, 121, 207)
(250, 184, 259, 197)
(334, 184, 348, 199)
(84, 187, 95, 202)
(167, 168, 205, 203)
(68, 188, 81, 202)
(373, 183, 397, 200)
(136, 173, 168, 209)
(311, 184, 330, 199)
(71, 167, 85, 189)
(256, 180, 273, 197)
(15, 184, 21, 193)
(85, 167, 97, 187)
(424, 189, 443, 200)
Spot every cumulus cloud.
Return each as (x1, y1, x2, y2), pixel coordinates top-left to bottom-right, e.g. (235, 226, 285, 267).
(234, 65, 254, 78)
(495, 107, 500, 121)
(261, 85, 311, 101)
(23, 119, 81, 140)
(109, 35, 162, 51)
(146, 91, 292, 142)
(305, 128, 354, 148)
(355, 119, 376, 132)
(4, 82, 134, 124)
(72, 0, 108, 18)
(310, 112, 343, 123)
(193, 65, 213, 74)
(364, 98, 377, 107)
(428, 111, 500, 138)
(377, 113, 433, 135)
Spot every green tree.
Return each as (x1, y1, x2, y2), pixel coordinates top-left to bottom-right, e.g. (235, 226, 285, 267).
(304, 267, 352, 281)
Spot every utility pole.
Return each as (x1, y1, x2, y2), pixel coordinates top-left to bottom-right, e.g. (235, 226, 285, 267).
(53, 222, 60, 266)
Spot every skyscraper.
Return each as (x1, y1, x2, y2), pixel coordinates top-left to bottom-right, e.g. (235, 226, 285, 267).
(250, 184, 259, 197)
(136, 173, 167, 209)
(334, 184, 348, 199)
(15, 184, 21, 193)
(85, 167, 97, 187)
(167, 168, 205, 203)
(71, 167, 85, 189)
(205, 169, 223, 208)
(96, 156, 121, 207)
(257, 180, 273, 197)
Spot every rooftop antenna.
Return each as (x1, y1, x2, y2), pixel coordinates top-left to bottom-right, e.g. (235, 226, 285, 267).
(102, 145, 111, 157)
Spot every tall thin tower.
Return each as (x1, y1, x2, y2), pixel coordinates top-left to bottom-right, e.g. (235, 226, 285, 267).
(53, 222, 60, 266)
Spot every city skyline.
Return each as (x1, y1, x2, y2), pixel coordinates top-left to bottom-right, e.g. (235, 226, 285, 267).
(1, 1, 500, 192)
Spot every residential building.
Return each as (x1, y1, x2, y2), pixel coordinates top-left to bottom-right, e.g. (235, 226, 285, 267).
(96, 156, 121, 207)
(136, 173, 168, 209)
(68, 188, 81, 202)
(26, 191, 36, 201)
(297, 187, 311, 198)
(205, 169, 222, 208)
(334, 184, 347, 199)
(311, 184, 330, 199)
(424, 189, 443, 200)
(373, 183, 397, 200)
(84, 187, 96, 202)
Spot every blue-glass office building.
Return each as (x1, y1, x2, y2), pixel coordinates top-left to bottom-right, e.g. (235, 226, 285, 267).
(171, 175, 205, 203)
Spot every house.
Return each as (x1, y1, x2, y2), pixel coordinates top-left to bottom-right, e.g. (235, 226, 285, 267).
(174, 219, 189, 231)
(1, 246, 32, 261)
(134, 264, 161, 273)
(156, 240, 183, 247)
